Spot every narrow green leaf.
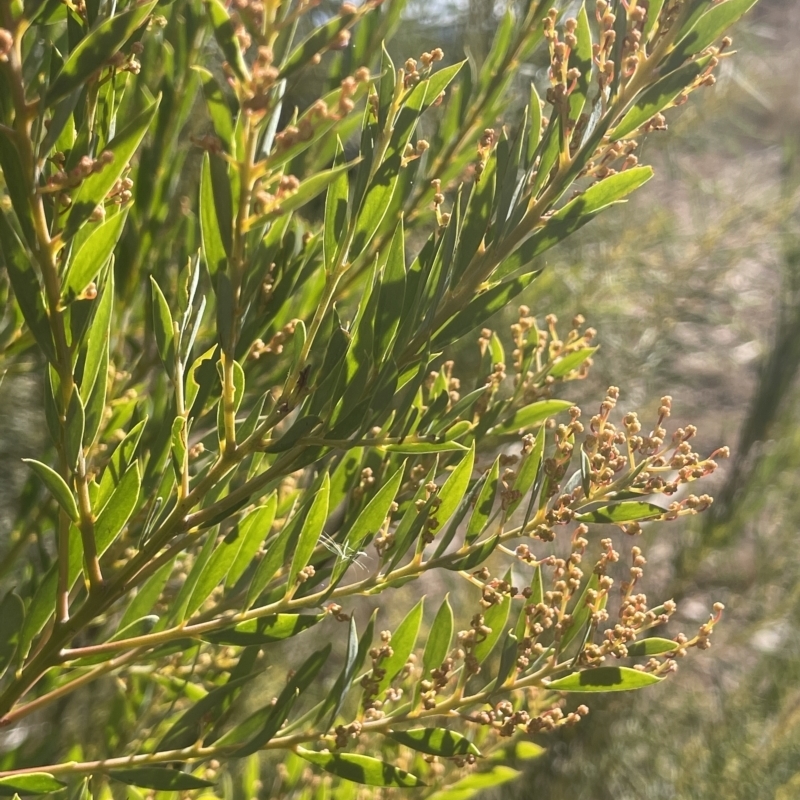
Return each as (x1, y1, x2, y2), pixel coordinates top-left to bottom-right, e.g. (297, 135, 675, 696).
(0, 208, 56, 361)
(47, 0, 157, 103)
(297, 748, 424, 788)
(214, 688, 297, 756)
(611, 55, 713, 141)
(575, 501, 665, 524)
(377, 597, 424, 695)
(374, 220, 406, 357)
(0, 773, 66, 796)
(23, 459, 79, 522)
(194, 66, 235, 153)
(492, 400, 572, 435)
(202, 613, 324, 646)
(496, 630, 519, 688)
(318, 611, 376, 728)
(205, 0, 249, 81)
(171, 528, 220, 623)
(62, 210, 127, 303)
(425, 766, 519, 800)
(150, 276, 175, 377)
(245, 491, 319, 607)
(531, 114, 561, 197)
(643, 0, 666, 42)
(279, 9, 357, 79)
(515, 564, 543, 640)
(345, 464, 404, 554)
(479, 8, 514, 92)
(547, 666, 662, 692)
(507, 740, 545, 760)
(0, 591, 24, 678)
(377, 44, 396, 127)
(208, 153, 233, 256)
(568, 3, 593, 123)
(183, 531, 244, 621)
(454, 152, 496, 282)
(406, 62, 464, 115)
(109, 769, 213, 791)
(466, 457, 500, 545)
(64, 96, 160, 241)
(496, 167, 655, 279)
(527, 84, 543, 166)
(388, 728, 480, 758)
(95, 463, 140, 554)
(473, 589, 511, 665)
(216, 644, 329, 755)
(157, 673, 255, 752)
(384, 440, 468, 455)
(664, 0, 759, 73)
(433, 443, 475, 532)
(444, 533, 500, 571)
(70, 616, 158, 666)
(626, 638, 678, 657)
(288, 472, 329, 586)
(549, 346, 597, 378)
(433, 271, 540, 348)
(506, 425, 545, 517)
(0, 127, 36, 247)
(119, 556, 175, 631)
(423, 595, 454, 674)
(560, 573, 601, 651)
(96, 417, 146, 512)
(325, 465, 403, 589)
(65, 388, 85, 470)
(81, 269, 113, 401)
(226, 496, 277, 588)
(323, 138, 349, 271)
(272, 162, 354, 219)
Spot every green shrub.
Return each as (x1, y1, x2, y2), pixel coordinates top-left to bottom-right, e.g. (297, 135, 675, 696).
(0, 0, 758, 795)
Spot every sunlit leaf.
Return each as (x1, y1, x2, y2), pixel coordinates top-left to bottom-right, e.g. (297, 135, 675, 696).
(626, 638, 679, 657)
(491, 400, 573, 435)
(547, 666, 663, 692)
(22, 459, 79, 522)
(575, 501, 665, 524)
(388, 727, 480, 758)
(202, 613, 324, 646)
(47, 1, 157, 103)
(63, 96, 160, 241)
(0, 592, 24, 679)
(297, 748, 425, 788)
(205, 0, 249, 81)
(109, 769, 214, 791)
(423, 595, 454, 675)
(62, 210, 127, 303)
(0, 773, 67, 796)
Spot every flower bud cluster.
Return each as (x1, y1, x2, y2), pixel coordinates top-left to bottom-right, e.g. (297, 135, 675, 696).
(0, 28, 13, 61)
(516, 313, 596, 405)
(419, 654, 457, 710)
(273, 70, 369, 151)
(249, 319, 300, 359)
(527, 702, 589, 733)
(544, 11, 581, 109)
(254, 174, 300, 215)
(475, 128, 496, 181)
(359, 629, 394, 716)
(46, 151, 114, 194)
(106, 43, 143, 75)
(403, 47, 443, 88)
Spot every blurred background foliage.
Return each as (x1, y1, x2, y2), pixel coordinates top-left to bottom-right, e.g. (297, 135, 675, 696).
(1, 0, 798, 796)
(475, 0, 800, 797)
